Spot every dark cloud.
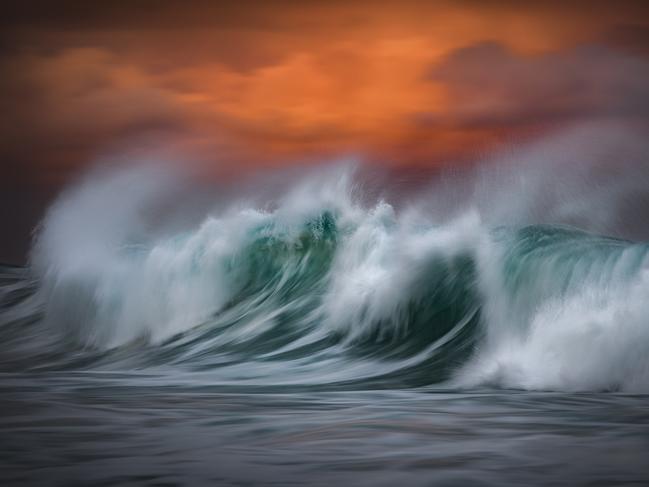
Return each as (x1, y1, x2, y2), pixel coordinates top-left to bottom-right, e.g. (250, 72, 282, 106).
(600, 23, 649, 55)
(0, 48, 185, 172)
(0, 0, 385, 34)
(0, 1, 275, 30)
(428, 42, 649, 128)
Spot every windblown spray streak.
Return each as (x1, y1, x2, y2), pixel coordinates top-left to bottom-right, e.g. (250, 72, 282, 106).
(2, 159, 649, 393)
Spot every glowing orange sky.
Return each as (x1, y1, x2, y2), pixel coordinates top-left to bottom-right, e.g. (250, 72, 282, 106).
(2, 0, 649, 184)
(1, 0, 649, 262)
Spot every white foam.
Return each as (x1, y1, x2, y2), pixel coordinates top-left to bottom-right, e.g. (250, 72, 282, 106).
(27, 122, 649, 391)
(457, 264, 649, 392)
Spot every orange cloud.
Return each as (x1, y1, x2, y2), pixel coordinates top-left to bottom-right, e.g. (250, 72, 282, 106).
(2, 0, 649, 180)
(2, 0, 649, 263)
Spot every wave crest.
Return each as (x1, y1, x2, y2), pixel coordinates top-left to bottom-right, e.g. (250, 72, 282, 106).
(5, 125, 649, 392)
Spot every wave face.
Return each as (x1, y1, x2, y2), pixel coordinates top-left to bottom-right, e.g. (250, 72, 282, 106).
(3, 126, 649, 393)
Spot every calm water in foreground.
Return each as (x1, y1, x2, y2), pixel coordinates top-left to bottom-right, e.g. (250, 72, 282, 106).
(1, 374, 648, 486)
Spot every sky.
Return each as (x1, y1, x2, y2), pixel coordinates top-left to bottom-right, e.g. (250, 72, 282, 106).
(2, 0, 649, 263)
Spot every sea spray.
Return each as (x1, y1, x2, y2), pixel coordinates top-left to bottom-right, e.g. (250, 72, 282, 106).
(1, 123, 648, 391)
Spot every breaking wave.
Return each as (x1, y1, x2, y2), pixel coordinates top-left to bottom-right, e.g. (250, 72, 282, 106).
(2, 124, 649, 392)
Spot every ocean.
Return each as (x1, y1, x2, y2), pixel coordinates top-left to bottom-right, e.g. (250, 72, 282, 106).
(1, 155, 649, 485)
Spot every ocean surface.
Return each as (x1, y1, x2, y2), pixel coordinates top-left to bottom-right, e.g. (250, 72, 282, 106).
(1, 159, 649, 485)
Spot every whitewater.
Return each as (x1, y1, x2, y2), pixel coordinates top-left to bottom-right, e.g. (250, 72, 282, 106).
(2, 123, 649, 485)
